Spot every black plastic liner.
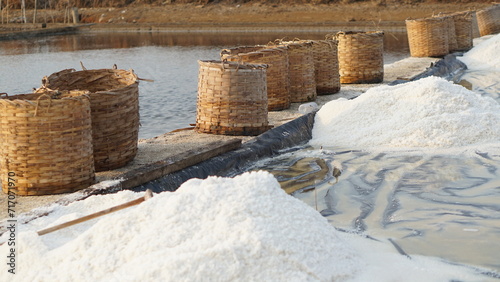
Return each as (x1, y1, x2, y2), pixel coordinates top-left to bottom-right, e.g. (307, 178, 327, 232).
(389, 54, 468, 86)
(133, 54, 469, 193)
(133, 112, 316, 193)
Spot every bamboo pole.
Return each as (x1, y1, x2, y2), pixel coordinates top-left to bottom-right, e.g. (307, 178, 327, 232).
(49, 0, 54, 23)
(1, 0, 3, 24)
(71, 7, 78, 24)
(21, 0, 26, 23)
(33, 0, 37, 23)
(37, 189, 154, 236)
(0, 190, 154, 246)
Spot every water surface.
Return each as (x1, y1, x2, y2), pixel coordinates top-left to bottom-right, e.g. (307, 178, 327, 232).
(0, 31, 409, 139)
(247, 147, 500, 273)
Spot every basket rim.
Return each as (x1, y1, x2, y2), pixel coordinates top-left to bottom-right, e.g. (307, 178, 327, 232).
(336, 30, 384, 36)
(0, 91, 90, 104)
(405, 16, 447, 23)
(199, 60, 268, 70)
(478, 4, 500, 13)
(45, 68, 139, 86)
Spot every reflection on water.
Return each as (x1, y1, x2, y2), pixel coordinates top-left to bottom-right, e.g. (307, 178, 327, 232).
(248, 148, 500, 273)
(263, 157, 330, 195)
(0, 31, 409, 139)
(0, 31, 409, 56)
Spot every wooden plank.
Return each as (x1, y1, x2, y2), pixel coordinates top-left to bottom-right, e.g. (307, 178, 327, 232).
(120, 138, 242, 190)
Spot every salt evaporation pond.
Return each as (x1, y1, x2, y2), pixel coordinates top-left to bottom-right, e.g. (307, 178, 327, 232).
(0, 33, 498, 279)
(248, 35, 500, 274)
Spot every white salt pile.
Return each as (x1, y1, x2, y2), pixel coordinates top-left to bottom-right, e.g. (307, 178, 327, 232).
(458, 34, 500, 71)
(310, 76, 500, 151)
(0, 171, 361, 281)
(1, 171, 490, 281)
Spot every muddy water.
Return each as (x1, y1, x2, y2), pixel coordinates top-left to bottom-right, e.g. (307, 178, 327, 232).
(0, 31, 409, 139)
(248, 148, 500, 273)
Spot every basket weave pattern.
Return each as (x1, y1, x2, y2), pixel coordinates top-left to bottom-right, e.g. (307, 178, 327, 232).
(278, 41, 316, 102)
(310, 39, 340, 94)
(195, 60, 269, 136)
(0, 93, 95, 196)
(44, 69, 140, 172)
(406, 17, 449, 57)
(225, 47, 290, 111)
(450, 12, 473, 51)
(336, 31, 384, 84)
(476, 4, 500, 36)
(442, 16, 458, 51)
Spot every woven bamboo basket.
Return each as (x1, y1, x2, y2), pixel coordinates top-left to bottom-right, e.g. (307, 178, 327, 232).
(0, 92, 95, 196)
(220, 45, 266, 60)
(225, 47, 290, 111)
(406, 17, 449, 57)
(476, 4, 500, 36)
(450, 11, 473, 51)
(336, 31, 384, 84)
(42, 68, 140, 172)
(277, 41, 316, 102)
(196, 60, 270, 136)
(309, 39, 340, 94)
(433, 15, 458, 52)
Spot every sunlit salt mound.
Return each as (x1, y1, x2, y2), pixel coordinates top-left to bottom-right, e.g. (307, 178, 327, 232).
(310, 76, 500, 150)
(458, 33, 500, 70)
(3, 171, 361, 281)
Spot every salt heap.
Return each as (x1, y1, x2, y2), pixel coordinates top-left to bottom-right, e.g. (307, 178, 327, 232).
(1, 171, 491, 281)
(310, 76, 500, 151)
(0, 171, 361, 281)
(458, 34, 500, 71)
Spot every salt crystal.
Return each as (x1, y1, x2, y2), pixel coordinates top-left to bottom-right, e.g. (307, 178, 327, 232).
(310, 76, 500, 152)
(458, 34, 500, 71)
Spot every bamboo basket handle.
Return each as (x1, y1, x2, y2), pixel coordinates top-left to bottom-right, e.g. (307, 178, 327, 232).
(0, 93, 8, 98)
(220, 49, 231, 58)
(273, 38, 284, 45)
(236, 55, 244, 66)
(325, 39, 336, 49)
(221, 59, 227, 71)
(34, 93, 53, 117)
(137, 77, 155, 82)
(127, 68, 154, 82)
(266, 40, 279, 47)
(41, 75, 50, 87)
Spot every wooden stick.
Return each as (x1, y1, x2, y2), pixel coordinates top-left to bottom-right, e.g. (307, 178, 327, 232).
(36, 189, 153, 236)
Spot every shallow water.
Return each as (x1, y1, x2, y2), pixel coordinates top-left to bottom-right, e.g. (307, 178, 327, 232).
(242, 42, 500, 273)
(0, 31, 409, 139)
(247, 147, 500, 273)
(460, 69, 500, 104)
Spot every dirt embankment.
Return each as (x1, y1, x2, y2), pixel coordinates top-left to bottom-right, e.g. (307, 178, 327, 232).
(0, 0, 492, 29)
